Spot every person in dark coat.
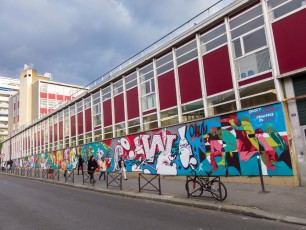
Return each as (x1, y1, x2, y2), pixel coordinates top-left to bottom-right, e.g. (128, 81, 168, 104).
(77, 155, 84, 175)
(87, 155, 98, 183)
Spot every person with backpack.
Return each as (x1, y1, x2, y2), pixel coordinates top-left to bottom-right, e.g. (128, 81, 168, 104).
(118, 156, 127, 180)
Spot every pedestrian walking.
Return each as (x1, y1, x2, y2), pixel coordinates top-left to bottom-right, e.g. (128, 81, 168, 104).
(99, 157, 107, 181)
(88, 155, 98, 183)
(77, 155, 84, 175)
(118, 156, 127, 180)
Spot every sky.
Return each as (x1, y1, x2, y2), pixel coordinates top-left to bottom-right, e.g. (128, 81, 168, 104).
(0, 0, 225, 87)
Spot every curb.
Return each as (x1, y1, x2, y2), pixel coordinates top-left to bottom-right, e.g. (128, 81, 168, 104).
(2, 173, 306, 226)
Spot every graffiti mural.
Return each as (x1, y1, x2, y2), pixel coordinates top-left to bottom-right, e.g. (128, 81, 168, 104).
(9, 103, 293, 176)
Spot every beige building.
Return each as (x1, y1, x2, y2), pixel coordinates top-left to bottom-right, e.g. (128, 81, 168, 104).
(8, 65, 87, 135)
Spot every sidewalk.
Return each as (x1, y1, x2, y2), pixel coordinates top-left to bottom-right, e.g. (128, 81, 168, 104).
(2, 171, 306, 226)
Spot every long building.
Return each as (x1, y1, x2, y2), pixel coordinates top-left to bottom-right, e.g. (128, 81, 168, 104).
(1, 0, 306, 186)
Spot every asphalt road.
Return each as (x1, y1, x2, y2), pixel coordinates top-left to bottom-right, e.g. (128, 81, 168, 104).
(0, 174, 304, 230)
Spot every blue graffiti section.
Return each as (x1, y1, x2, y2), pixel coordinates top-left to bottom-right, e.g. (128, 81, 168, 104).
(10, 103, 293, 177)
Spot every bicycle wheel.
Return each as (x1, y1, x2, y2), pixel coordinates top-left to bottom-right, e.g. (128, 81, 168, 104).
(185, 179, 203, 197)
(209, 180, 227, 201)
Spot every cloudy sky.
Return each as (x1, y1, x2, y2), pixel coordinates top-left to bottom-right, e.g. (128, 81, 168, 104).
(0, 0, 224, 87)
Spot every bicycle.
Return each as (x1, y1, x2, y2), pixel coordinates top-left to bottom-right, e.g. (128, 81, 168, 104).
(185, 171, 227, 201)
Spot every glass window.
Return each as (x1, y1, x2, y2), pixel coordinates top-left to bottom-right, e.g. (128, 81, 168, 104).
(243, 28, 267, 54)
(77, 101, 83, 113)
(125, 72, 137, 90)
(239, 80, 277, 109)
(93, 91, 101, 104)
(181, 99, 205, 122)
(160, 107, 179, 127)
(176, 40, 198, 66)
(230, 3, 271, 80)
(143, 113, 158, 131)
(104, 126, 113, 139)
(93, 103, 102, 127)
(115, 122, 126, 137)
(128, 118, 140, 134)
(156, 52, 174, 76)
(140, 63, 156, 111)
(94, 129, 102, 142)
(102, 86, 111, 101)
(40, 83, 47, 93)
(84, 96, 91, 109)
(70, 105, 75, 116)
(200, 24, 227, 53)
(113, 79, 123, 95)
(230, 5, 263, 29)
(268, 0, 305, 20)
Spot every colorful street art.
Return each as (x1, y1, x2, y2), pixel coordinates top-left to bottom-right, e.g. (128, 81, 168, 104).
(10, 103, 293, 176)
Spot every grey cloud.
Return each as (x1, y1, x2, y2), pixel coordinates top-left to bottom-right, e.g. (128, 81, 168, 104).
(0, 0, 219, 86)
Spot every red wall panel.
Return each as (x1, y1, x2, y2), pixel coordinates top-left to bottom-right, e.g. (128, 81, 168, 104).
(48, 93, 56, 99)
(103, 99, 112, 127)
(71, 115, 76, 137)
(77, 112, 83, 134)
(238, 72, 272, 87)
(126, 88, 139, 120)
(203, 46, 233, 96)
(158, 70, 177, 110)
(54, 123, 58, 142)
(41, 130, 44, 145)
(85, 109, 92, 132)
(59, 121, 63, 140)
(40, 92, 47, 98)
(114, 94, 125, 123)
(178, 59, 202, 104)
(273, 8, 306, 74)
(49, 126, 52, 143)
(57, 95, 64, 100)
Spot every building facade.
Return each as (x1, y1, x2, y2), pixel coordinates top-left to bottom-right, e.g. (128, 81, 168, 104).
(8, 65, 87, 134)
(1, 0, 306, 186)
(0, 77, 19, 141)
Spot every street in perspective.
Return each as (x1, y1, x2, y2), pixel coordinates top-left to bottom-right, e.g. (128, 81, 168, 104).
(0, 174, 305, 230)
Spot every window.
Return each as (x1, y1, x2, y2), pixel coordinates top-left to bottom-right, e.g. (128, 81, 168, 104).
(143, 113, 158, 131)
(104, 125, 113, 139)
(239, 80, 277, 109)
(77, 101, 83, 113)
(160, 107, 179, 127)
(181, 99, 205, 122)
(176, 40, 198, 66)
(94, 129, 102, 142)
(113, 79, 123, 95)
(156, 52, 174, 76)
(268, 0, 306, 20)
(115, 122, 126, 137)
(70, 105, 75, 116)
(40, 98, 47, 108)
(64, 108, 69, 138)
(102, 86, 111, 101)
(200, 24, 227, 53)
(207, 91, 237, 116)
(140, 63, 156, 111)
(40, 83, 47, 93)
(92, 91, 102, 127)
(84, 96, 91, 109)
(230, 4, 271, 79)
(125, 72, 137, 90)
(128, 118, 140, 134)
